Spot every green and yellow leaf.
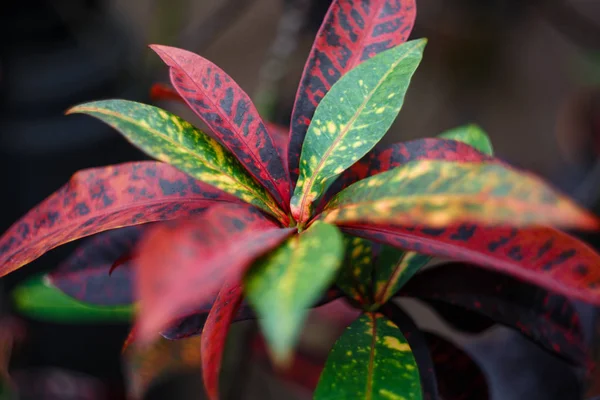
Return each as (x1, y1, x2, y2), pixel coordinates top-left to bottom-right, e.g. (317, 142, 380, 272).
(336, 235, 374, 305)
(68, 100, 286, 222)
(315, 313, 422, 400)
(438, 124, 494, 156)
(322, 160, 598, 229)
(373, 249, 430, 306)
(244, 222, 343, 365)
(291, 39, 427, 224)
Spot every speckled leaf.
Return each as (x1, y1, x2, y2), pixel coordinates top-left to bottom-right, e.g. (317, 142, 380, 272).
(12, 274, 133, 323)
(123, 335, 202, 399)
(323, 160, 598, 229)
(135, 203, 294, 341)
(336, 235, 374, 304)
(288, 0, 417, 185)
(245, 221, 343, 364)
(319, 138, 495, 212)
(438, 124, 494, 156)
(69, 100, 286, 222)
(201, 282, 243, 400)
(400, 262, 589, 367)
(424, 332, 489, 400)
(0, 161, 238, 277)
(48, 226, 143, 306)
(291, 39, 426, 224)
(341, 224, 600, 307)
(150, 45, 291, 210)
(373, 248, 430, 306)
(315, 313, 422, 400)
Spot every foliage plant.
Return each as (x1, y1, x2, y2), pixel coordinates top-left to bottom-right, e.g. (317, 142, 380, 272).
(1, 0, 600, 399)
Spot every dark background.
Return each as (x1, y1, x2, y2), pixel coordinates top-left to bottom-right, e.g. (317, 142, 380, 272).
(0, 0, 599, 398)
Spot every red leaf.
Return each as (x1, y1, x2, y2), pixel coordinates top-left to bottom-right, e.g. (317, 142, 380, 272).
(265, 122, 290, 172)
(341, 224, 600, 306)
(150, 45, 291, 210)
(135, 203, 294, 341)
(401, 262, 589, 368)
(48, 226, 143, 306)
(0, 161, 239, 277)
(424, 332, 489, 400)
(319, 138, 496, 212)
(201, 282, 243, 400)
(288, 0, 417, 184)
(150, 83, 185, 103)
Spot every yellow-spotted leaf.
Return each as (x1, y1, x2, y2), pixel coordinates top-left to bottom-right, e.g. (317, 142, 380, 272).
(315, 312, 422, 400)
(68, 100, 286, 222)
(336, 235, 374, 305)
(438, 124, 494, 156)
(322, 160, 598, 229)
(244, 221, 343, 365)
(290, 39, 427, 225)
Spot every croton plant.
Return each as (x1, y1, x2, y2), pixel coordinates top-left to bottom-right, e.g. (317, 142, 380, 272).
(2, 0, 600, 399)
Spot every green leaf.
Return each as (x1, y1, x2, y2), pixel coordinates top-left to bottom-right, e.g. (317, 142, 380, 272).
(373, 249, 430, 305)
(291, 39, 427, 224)
(315, 313, 422, 400)
(336, 235, 374, 305)
(438, 124, 494, 156)
(322, 160, 597, 229)
(244, 221, 343, 364)
(12, 274, 133, 323)
(68, 100, 286, 222)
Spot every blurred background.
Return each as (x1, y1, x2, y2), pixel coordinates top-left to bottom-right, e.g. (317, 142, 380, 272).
(0, 0, 599, 398)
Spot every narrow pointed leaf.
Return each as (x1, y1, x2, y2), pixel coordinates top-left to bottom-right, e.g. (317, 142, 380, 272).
(320, 138, 495, 213)
(69, 100, 286, 221)
(438, 124, 494, 156)
(150, 82, 184, 103)
(323, 160, 598, 229)
(123, 335, 202, 400)
(48, 226, 143, 306)
(341, 224, 600, 306)
(0, 161, 238, 277)
(288, 0, 417, 184)
(136, 203, 294, 341)
(12, 274, 133, 322)
(374, 249, 430, 305)
(201, 282, 243, 400)
(314, 312, 422, 400)
(424, 332, 489, 400)
(400, 263, 589, 367)
(291, 39, 426, 224)
(150, 45, 291, 209)
(336, 235, 374, 304)
(245, 221, 343, 364)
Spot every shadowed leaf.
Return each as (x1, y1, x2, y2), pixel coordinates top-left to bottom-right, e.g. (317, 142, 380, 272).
(288, 0, 417, 184)
(201, 282, 243, 400)
(12, 274, 133, 323)
(323, 160, 597, 229)
(69, 100, 286, 221)
(0, 161, 238, 277)
(374, 248, 430, 306)
(336, 235, 374, 304)
(438, 124, 493, 156)
(150, 45, 291, 211)
(135, 203, 293, 341)
(291, 39, 426, 224)
(245, 222, 343, 365)
(315, 312, 422, 400)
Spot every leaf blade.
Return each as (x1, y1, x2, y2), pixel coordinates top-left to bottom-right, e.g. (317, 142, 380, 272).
(69, 100, 286, 221)
(314, 312, 423, 400)
(323, 160, 597, 229)
(150, 45, 291, 209)
(245, 221, 343, 364)
(288, 0, 417, 184)
(135, 203, 293, 341)
(0, 161, 237, 277)
(438, 124, 494, 156)
(291, 39, 426, 223)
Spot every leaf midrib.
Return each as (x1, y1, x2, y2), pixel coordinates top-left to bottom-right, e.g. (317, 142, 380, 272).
(297, 41, 423, 223)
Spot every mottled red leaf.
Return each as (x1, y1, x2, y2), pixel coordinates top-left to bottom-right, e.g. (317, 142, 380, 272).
(151, 45, 291, 210)
(48, 226, 143, 306)
(201, 282, 243, 400)
(150, 83, 185, 103)
(342, 223, 600, 306)
(401, 263, 589, 367)
(0, 161, 239, 277)
(288, 0, 417, 184)
(135, 203, 294, 341)
(424, 332, 489, 400)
